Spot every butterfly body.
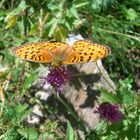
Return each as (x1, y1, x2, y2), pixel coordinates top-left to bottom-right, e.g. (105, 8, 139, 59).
(13, 40, 110, 67)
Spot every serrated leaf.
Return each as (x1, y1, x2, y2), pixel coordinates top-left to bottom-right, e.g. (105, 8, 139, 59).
(18, 128, 38, 140)
(15, 104, 28, 113)
(99, 89, 118, 103)
(11, 104, 31, 125)
(3, 128, 19, 140)
(117, 88, 134, 105)
(119, 76, 133, 89)
(117, 76, 134, 104)
(66, 120, 74, 140)
(95, 121, 105, 132)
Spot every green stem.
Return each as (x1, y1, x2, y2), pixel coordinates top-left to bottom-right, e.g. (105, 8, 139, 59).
(72, 73, 88, 78)
(94, 14, 140, 26)
(55, 94, 78, 120)
(39, 9, 43, 38)
(53, 90, 88, 134)
(93, 27, 140, 41)
(95, 61, 116, 91)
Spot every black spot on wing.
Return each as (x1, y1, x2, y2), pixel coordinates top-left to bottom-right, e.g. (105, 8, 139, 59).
(87, 56, 92, 61)
(80, 56, 83, 61)
(24, 54, 27, 59)
(31, 54, 36, 60)
(38, 55, 42, 61)
(71, 56, 77, 63)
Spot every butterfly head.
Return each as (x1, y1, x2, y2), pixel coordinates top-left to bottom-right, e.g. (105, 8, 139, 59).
(50, 46, 71, 67)
(51, 59, 62, 67)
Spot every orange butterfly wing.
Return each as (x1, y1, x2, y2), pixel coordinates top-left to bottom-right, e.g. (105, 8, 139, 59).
(13, 42, 69, 63)
(13, 40, 110, 66)
(63, 40, 110, 64)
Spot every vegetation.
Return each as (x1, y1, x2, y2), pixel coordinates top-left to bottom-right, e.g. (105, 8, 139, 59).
(0, 0, 139, 139)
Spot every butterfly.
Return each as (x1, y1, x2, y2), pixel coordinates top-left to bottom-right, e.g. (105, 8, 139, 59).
(13, 40, 110, 67)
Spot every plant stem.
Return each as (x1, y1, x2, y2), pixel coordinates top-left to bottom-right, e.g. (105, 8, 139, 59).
(53, 90, 88, 134)
(93, 27, 140, 41)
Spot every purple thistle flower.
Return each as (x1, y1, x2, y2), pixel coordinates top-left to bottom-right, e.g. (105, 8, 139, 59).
(97, 102, 122, 123)
(40, 65, 70, 93)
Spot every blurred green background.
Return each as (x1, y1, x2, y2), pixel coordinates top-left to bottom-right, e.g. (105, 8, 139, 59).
(0, 0, 139, 140)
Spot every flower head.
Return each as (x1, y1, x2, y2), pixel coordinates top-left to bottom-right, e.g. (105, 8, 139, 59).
(97, 102, 122, 123)
(40, 65, 70, 93)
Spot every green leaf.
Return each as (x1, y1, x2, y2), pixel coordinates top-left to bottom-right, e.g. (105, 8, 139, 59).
(99, 89, 118, 103)
(54, 26, 67, 41)
(4, 1, 27, 29)
(11, 67, 22, 83)
(120, 5, 138, 20)
(17, 1, 27, 10)
(13, 1, 27, 15)
(11, 104, 31, 125)
(5, 15, 17, 29)
(66, 120, 74, 140)
(119, 76, 133, 89)
(125, 8, 138, 20)
(18, 127, 38, 140)
(3, 128, 19, 140)
(95, 121, 105, 132)
(117, 76, 134, 105)
(69, 5, 79, 19)
(15, 104, 28, 113)
(91, 0, 102, 12)
(29, 23, 39, 36)
(21, 72, 37, 95)
(48, 22, 58, 37)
